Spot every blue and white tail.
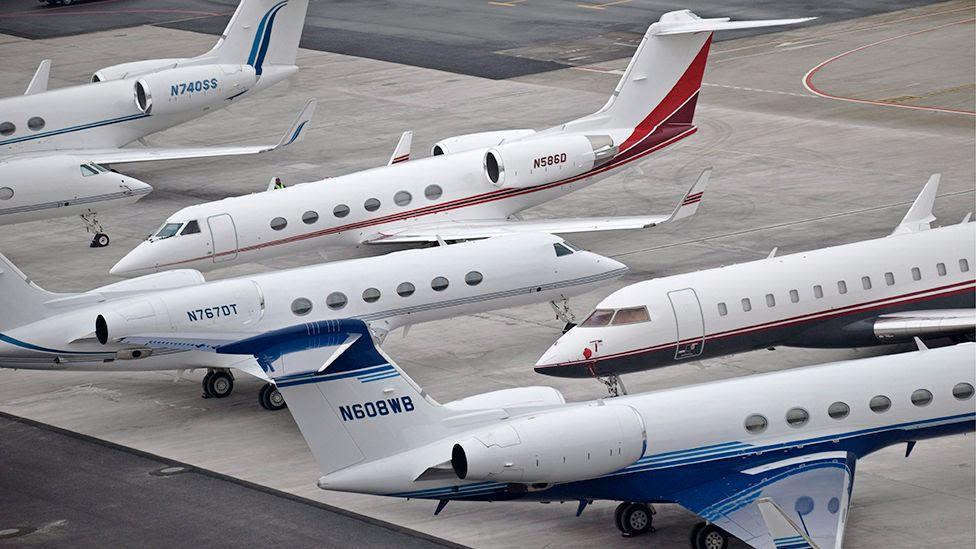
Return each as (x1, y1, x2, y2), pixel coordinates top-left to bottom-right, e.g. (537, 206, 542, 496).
(204, 0, 309, 75)
(217, 320, 453, 475)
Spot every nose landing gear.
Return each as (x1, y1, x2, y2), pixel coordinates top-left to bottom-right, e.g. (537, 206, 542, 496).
(80, 211, 110, 248)
(550, 298, 577, 333)
(614, 502, 655, 537)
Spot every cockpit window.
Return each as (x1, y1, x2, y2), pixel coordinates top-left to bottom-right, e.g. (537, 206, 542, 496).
(180, 220, 201, 235)
(80, 164, 100, 177)
(153, 222, 183, 240)
(611, 306, 650, 325)
(553, 243, 574, 257)
(581, 309, 614, 327)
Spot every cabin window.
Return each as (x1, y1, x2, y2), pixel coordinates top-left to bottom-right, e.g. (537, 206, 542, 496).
(911, 267, 921, 281)
(431, 276, 449, 292)
(861, 276, 872, 290)
(869, 395, 891, 413)
(364, 198, 381, 212)
(960, 259, 970, 272)
(270, 217, 287, 231)
(611, 307, 650, 325)
(425, 184, 443, 200)
(581, 309, 614, 327)
(910, 389, 933, 407)
(180, 220, 201, 235)
(27, 116, 45, 131)
(326, 292, 347, 310)
(80, 164, 100, 177)
(333, 204, 350, 218)
(0, 187, 13, 200)
(789, 289, 799, 303)
(885, 272, 895, 285)
(153, 222, 183, 240)
(290, 298, 313, 316)
(0, 122, 14, 136)
(936, 262, 947, 276)
(837, 280, 847, 294)
(827, 401, 850, 419)
(465, 271, 483, 286)
(302, 210, 319, 224)
(741, 298, 752, 312)
(785, 407, 809, 427)
(953, 382, 974, 400)
(553, 243, 574, 257)
(744, 414, 768, 434)
(717, 302, 728, 316)
(765, 294, 775, 307)
(362, 288, 381, 303)
(396, 282, 415, 297)
(813, 285, 823, 299)
(394, 191, 412, 207)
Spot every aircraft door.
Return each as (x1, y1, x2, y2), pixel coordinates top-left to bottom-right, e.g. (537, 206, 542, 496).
(207, 214, 239, 263)
(667, 288, 704, 360)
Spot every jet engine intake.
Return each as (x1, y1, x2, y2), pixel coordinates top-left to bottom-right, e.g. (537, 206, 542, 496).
(451, 404, 645, 484)
(484, 135, 616, 188)
(431, 130, 536, 156)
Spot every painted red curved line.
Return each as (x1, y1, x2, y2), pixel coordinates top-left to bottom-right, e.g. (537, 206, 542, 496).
(0, 9, 222, 18)
(803, 18, 976, 116)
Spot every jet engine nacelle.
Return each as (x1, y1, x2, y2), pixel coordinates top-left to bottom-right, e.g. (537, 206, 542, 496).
(451, 404, 645, 484)
(484, 134, 616, 189)
(133, 65, 257, 115)
(95, 279, 264, 345)
(431, 129, 536, 156)
(444, 386, 565, 411)
(92, 58, 184, 83)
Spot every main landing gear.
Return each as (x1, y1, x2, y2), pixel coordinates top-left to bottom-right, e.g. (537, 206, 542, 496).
(258, 383, 287, 411)
(550, 298, 577, 334)
(81, 211, 110, 248)
(201, 368, 234, 399)
(690, 522, 729, 549)
(614, 502, 655, 537)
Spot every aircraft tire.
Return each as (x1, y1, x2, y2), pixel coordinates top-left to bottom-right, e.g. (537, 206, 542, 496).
(91, 233, 110, 248)
(259, 383, 287, 411)
(613, 502, 629, 533)
(620, 503, 654, 537)
(692, 523, 728, 549)
(205, 370, 234, 399)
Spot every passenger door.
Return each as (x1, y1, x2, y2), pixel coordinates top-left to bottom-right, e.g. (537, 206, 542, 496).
(207, 214, 239, 263)
(668, 288, 704, 359)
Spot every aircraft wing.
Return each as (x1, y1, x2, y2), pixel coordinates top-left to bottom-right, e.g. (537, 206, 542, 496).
(674, 451, 855, 549)
(117, 332, 271, 381)
(366, 168, 709, 244)
(80, 100, 315, 165)
(873, 308, 976, 341)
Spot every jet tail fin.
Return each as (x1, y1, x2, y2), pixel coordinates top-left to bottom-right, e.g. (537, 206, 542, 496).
(217, 320, 451, 475)
(891, 174, 940, 236)
(757, 498, 820, 549)
(202, 0, 310, 75)
(0, 252, 59, 330)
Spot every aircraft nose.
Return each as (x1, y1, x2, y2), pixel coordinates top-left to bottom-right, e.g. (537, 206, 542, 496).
(584, 250, 628, 278)
(533, 329, 591, 375)
(110, 242, 154, 277)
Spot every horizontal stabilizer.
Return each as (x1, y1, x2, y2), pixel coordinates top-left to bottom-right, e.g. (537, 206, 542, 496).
(77, 100, 316, 165)
(651, 11, 815, 36)
(365, 168, 708, 244)
(891, 174, 940, 235)
(25, 60, 51, 95)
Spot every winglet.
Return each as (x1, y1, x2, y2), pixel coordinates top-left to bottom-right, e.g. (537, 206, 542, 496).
(757, 498, 819, 549)
(388, 131, 413, 165)
(662, 167, 710, 224)
(25, 59, 51, 95)
(272, 99, 317, 150)
(891, 174, 939, 236)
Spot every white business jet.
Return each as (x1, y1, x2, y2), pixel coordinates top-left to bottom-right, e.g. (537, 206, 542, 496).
(536, 175, 975, 391)
(0, 0, 313, 247)
(189, 317, 974, 548)
(0, 234, 624, 410)
(109, 10, 814, 276)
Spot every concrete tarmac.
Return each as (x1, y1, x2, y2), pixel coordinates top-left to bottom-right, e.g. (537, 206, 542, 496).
(0, 1, 973, 547)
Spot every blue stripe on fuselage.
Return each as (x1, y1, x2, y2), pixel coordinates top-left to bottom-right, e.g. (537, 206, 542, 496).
(0, 112, 150, 147)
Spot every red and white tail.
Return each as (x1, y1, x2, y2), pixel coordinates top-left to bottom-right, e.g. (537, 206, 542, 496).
(563, 10, 812, 160)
